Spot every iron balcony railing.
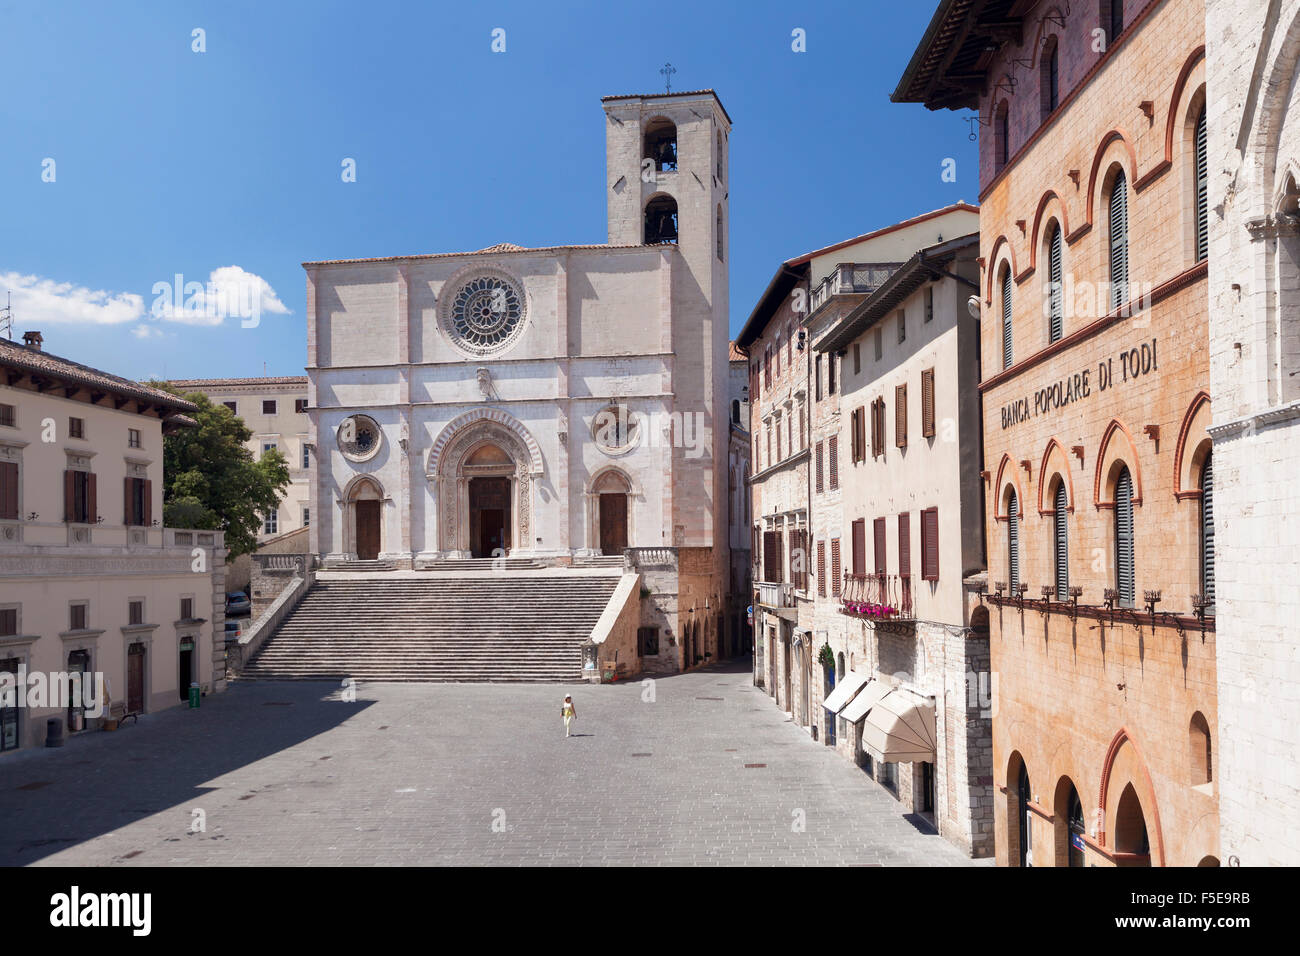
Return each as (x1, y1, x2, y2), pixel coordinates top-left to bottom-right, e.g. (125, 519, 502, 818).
(808, 262, 904, 316)
(841, 572, 914, 620)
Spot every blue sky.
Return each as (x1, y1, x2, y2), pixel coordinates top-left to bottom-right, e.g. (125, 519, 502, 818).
(0, 0, 976, 381)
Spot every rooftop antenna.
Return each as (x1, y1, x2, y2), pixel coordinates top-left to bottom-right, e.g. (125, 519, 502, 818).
(660, 62, 676, 93)
(0, 292, 11, 340)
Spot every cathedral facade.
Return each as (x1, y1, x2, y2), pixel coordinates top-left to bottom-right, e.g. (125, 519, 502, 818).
(302, 90, 732, 672)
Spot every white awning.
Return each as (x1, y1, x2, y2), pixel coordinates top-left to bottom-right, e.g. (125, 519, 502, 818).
(840, 679, 889, 724)
(859, 690, 938, 764)
(822, 670, 870, 714)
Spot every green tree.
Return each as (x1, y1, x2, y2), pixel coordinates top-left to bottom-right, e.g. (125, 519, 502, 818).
(150, 384, 291, 559)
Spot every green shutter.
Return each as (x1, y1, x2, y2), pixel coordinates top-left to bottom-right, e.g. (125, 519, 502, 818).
(1049, 224, 1064, 343)
(1110, 171, 1129, 309)
(1115, 467, 1135, 607)
(1196, 108, 1209, 262)
(1008, 490, 1020, 592)
(1002, 267, 1013, 368)
(1201, 452, 1215, 609)
(1054, 482, 1069, 600)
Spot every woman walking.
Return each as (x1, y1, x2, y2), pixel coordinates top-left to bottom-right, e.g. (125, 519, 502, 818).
(562, 694, 577, 737)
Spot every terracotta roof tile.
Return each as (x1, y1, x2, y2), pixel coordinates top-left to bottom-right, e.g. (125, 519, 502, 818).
(0, 338, 196, 412)
(168, 376, 308, 388)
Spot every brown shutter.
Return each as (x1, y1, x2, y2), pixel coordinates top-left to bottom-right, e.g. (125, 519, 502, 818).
(895, 384, 908, 448)
(88, 472, 97, 523)
(64, 469, 75, 522)
(898, 512, 911, 578)
(0, 462, 16, 520)
(922, 507, 939, 581)
(828, 435, 839, 489)
(830, 538, 841, 596)
(922, 367, 936, 438)
(815, 441, 824, 493)
(124, 477, 132, 526)
(144, 479, 152, 526)
(817, 541, 826, 597)
(851, 519, 866, 575)
(874, 517, 887, 574)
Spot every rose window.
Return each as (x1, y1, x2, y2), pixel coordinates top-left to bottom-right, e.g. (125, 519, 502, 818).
(446, 273, 525, 354)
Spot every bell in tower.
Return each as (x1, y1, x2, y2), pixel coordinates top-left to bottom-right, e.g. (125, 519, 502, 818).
(644, 195, 679, 245)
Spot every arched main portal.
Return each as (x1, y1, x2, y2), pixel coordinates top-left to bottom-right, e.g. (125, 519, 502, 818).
(590, 469, 631, 556)
(427, 410, 544, 558)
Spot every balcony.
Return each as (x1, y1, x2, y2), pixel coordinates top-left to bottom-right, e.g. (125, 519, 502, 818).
(756, 580, 797, 609)
(808, 263, 903, 317)
(841, 572, 914, 621)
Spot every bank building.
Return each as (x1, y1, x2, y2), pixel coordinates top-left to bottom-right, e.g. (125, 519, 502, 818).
(292, 90, 740, 677)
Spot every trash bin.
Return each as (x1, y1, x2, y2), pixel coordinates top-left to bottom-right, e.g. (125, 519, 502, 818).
(45, 717, 65, 748)
(188, 682, 200, 709)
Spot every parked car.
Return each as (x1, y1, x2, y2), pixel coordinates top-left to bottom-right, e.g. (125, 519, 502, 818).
(224, 619, 243, 642)
(225, 591, 252, 616)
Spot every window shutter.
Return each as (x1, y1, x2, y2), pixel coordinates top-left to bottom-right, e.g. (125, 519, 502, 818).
(1110, 170, 1129, 309)
(851, 519, 866, 576)
(87, 472, 97, 523)
(1201, 452, 1215, 607)
(1115, 467, 1135, 607)
(1195, 108, 1208, 262)
(144, 478, 152, 527)
(817, 541, 826, 597)
(873, 517, 887, 575)
(65, 469, 75, 522)
(828, 435, 839, 489)
(921, 508, 939, 581)
(921, 368, 935, 438)
(1049, 224, 1064, 343)
(1054, 482, 1069, 601)
(898, 512, 911, 579)
(1008, 490, 1021, 593)
(0, 461, 16, 520)
(849, 409, 859, 462)
(895, 384, 908, 448)
(124, 477, 132, 526)
(1001, 267, 1013, 368)
(815, 441, 824, 493)
(775, 529, 785, 583)
(830, 538, 841, 596)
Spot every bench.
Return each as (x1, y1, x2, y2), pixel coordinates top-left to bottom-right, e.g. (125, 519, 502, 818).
(109, 700, 140, 727)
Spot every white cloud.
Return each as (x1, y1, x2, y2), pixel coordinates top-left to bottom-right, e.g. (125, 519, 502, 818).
(152, 265, 290, 327)
(130, 324, 165, 339)
(0, 271, 145, 325)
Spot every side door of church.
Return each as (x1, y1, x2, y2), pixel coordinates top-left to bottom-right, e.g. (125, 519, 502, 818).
(599, 493, 627, 556)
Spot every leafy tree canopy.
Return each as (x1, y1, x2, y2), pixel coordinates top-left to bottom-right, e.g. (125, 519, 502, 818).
(149, 383, 291, 559)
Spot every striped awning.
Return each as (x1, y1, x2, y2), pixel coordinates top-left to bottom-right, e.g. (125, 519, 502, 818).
(840, 679, 889, 724)
(822, 670, 870, 714)
(860, 690, 937, 764)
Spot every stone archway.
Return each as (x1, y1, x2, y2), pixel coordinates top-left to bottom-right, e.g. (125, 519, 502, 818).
(343, 475, 384, 560)
(428, 410, 544, 557)
(588, 467, 633, 556)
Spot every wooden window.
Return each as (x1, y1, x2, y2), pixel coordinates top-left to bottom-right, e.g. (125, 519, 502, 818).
(1054, 482, 1070, 601)
(874, 327, 883, 361)
(1008, 490, 1021, 594)
(128, 600, 144, 626)
(815, 355, 822, 401)
(897, 309, 906, 344)
(853, 343, 861, 375)
(851, 519, 866, 575)
(127, 428, 142, 449)
(921, 508, 939, 581)
(870, 398, 886, 458)
(921, 367, 936, 438)
(295, 398, 309, 414)
(264, 509, 278, 535)
(774, 335, 781, 379)
(830, 538, 841, 596)
(1201, 452, 1215, 611)
(68, 417, 85, 439)
(815, 441, 824, 493)
(223, 401, 237, 413)
(638, 627, 660, 657)
(64, 470, 95, 524)
(0, 608, 16, 636)
(828, 435, 839, 489)
(262, 399, 277, 415)
(828, 352, 836, 394)
(1195, 107, 1208, 262)
(302, 445, 311, 469)
(924, 286, 934, 323)
(763, 530, 780, 582)
(181, 597, 194, 621)
(1041, 37, 1059, 117)
(898, 512, 911, 578)
(123, 476, 151, 527)
(1109, 169, 1130, 309)
(1048, 223, 1064, 343)
(70, 603, 87, 630)
(849, 408, 861, 462)
(0, 404, 14, 427)
(0, 461, 18, 520)
(1115, 466, 1136, 607)
(873, 517, 887, 575)
(764, 346, 771, 387)
(817, 541, 826, 597)
(1001, 265, 1013, 369)
(895, 384, 908, 448)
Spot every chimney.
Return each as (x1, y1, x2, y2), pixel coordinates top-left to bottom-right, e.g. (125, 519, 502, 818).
(21, 330, 43, 351)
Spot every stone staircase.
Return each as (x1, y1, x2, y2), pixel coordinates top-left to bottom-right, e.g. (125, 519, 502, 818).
(239, 574, 621, 682)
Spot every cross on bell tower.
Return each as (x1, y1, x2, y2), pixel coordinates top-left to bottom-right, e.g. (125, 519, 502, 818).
(660, 62, 676, 93)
